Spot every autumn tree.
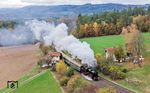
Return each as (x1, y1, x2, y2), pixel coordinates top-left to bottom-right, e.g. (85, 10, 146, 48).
(75, 7, 150, 38)
(124, 24, 145, 56)
(56, 60, 67, 75)
(85, 23, 95, 37)
(93, 22, 100, 36)
(84, 23, 89, 37)
(67, 74, 88, 93)
(96, 53, 102, 64)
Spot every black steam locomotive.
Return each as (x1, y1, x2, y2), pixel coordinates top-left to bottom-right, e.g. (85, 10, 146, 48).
(60, 52, 99, 81)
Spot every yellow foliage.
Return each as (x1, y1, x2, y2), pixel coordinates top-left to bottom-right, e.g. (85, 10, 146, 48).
(96, 86, 116, 93)
(96, 53, 102, 63)
(93, 22, 100, 36)
(96, 88, 109, 93)
(67, 74, 87, 92)
(56, 60, 67, 75)
(84, 24, 88, 30)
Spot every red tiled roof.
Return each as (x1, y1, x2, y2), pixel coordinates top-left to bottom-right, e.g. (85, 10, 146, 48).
(106, 48, 115, 54)
(48, 52, 61, 57)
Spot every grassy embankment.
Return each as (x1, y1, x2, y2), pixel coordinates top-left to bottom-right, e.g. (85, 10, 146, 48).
(11, 70, 62, 93)
(0, 66, 63, 93)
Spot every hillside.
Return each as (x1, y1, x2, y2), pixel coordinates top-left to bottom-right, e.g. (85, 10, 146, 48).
(0, 3, 149, 20)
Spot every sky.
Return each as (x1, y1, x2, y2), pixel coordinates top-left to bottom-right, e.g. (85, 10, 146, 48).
(0, 0, 150, 8)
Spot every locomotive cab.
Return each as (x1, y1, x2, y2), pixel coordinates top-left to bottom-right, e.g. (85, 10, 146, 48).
(88, 67, 99, 81)
(80, 65, 99, 81)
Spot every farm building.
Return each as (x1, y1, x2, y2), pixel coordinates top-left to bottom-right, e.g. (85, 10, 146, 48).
(105, 48, 117, 62)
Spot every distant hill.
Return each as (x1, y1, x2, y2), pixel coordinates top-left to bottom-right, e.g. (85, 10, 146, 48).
(0, 3, 149, 20)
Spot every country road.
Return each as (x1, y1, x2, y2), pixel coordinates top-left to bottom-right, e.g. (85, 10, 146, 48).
(0, 45, 39, 89)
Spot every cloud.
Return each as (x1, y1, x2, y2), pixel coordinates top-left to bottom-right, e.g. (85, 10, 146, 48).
(100, 0, 150, 5)
(21, 0, 102, 5)
(0, 0, 150, 8)
(21, 0, 150, 5)
(0, 0, 30, 8)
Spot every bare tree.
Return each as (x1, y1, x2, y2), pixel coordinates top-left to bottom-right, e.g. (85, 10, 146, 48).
(124, 24, 145, 59)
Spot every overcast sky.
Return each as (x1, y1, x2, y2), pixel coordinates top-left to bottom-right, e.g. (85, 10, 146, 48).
(0, 0, 150, 8)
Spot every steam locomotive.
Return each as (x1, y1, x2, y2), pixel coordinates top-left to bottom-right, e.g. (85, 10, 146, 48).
(59, 51, 99, 81)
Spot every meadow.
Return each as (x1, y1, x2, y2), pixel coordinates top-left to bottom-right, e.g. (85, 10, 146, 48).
(81, 32, 150, 93)
(11, 70, 62, 93)
(81, 32, 150, 54)
(0, 69, 63, 93)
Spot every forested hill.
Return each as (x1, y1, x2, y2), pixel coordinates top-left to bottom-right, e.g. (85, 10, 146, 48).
(0, 3, 149, 20)
(74, 6, 150, 38)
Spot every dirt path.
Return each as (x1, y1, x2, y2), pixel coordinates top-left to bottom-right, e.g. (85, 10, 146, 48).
(0, 45, 39, 89)
(92, 77, 134, 93)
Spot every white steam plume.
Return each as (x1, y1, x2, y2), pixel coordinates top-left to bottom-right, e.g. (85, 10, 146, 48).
(0, 20, 97, 67)
(0, 25, 35, 46)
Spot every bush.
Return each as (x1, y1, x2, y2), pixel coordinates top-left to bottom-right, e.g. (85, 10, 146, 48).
(60, 76, 70, 86)
(66, 67, 74, 77)
(56, 60, 67, 75)
(39, 43, 51, 55)
(99, 62, 110, 75)
(67, 74, 88, 93)
(114, 46, 125, 62)
(109, 65, 126, 80)
(73, 84, 98, 93)
(117, 71, 126, 79)
(37, 58, 47, 67)
(121, 67, 128, 73)
(109, 65, 120, 73)
(96, 86, 116, 93)
(99, 59, 127, 80)
(96, 53, 102, 63)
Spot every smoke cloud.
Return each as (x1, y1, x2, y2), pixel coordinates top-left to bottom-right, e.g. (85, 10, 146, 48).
(0, 20, 97, 67)
(0, 25, 35, 46)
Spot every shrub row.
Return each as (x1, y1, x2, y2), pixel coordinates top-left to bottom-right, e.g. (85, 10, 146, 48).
(99, 61, 127, 80)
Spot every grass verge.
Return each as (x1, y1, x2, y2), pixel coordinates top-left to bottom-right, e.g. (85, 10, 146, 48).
(10, 70, 63, 93)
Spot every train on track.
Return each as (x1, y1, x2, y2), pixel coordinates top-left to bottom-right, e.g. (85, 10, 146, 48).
(39, 50, 99, 81)
(58, 51, 99, 81)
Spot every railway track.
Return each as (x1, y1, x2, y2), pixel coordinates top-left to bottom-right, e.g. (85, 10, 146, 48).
(91, 76, 135, 93)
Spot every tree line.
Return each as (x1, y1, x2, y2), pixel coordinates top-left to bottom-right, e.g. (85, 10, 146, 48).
(74, 6, 150, 38)
(0, 21, 16, 29)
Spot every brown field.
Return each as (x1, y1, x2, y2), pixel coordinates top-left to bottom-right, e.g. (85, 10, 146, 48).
(0, 45, 39, 89)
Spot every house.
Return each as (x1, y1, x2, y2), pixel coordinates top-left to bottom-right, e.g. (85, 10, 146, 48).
(105, 48, 118, 62)
(48, 52, 62, 65)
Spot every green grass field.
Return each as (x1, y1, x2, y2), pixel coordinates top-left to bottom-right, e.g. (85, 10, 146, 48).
(117, 60, 150, 93)
(81, 32, 150, 93)
(11, 71, 62, 93)
(81, 33, 150, 54)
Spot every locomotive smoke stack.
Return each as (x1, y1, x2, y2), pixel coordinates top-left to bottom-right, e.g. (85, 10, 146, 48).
(0, 20, 97, 67)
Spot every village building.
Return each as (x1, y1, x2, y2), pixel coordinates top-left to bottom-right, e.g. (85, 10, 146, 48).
(48, 52, 62, 65)
(105, 48, 117, 62)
